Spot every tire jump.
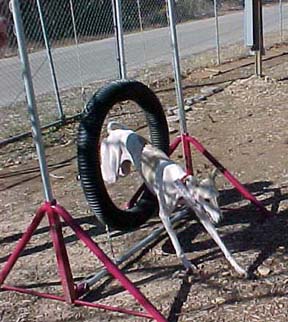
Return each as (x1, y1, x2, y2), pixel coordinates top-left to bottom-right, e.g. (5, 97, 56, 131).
(77, 80, 170, 231)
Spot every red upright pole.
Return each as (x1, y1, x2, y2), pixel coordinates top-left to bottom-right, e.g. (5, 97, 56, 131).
(47, 205, 77, 303)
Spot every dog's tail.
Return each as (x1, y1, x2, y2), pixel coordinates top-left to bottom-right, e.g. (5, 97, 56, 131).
(107, 121, 129, 134)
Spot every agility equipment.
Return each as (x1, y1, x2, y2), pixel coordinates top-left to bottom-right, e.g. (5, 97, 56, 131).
(77, 80, 170, 231)
(77, 0, 271, 231)
(165, 0, 271, 216)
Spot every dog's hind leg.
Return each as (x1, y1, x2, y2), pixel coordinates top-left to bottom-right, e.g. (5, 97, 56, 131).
(158, 207, 197, 272)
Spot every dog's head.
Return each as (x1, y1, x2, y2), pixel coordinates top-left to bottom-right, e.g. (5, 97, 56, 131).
(184, 169, 222, 223)
(100, 122, 134, 184)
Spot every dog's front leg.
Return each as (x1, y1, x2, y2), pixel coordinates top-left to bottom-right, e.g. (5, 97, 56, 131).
(158, 207, 197, 272)
(193, 207, 248, 277)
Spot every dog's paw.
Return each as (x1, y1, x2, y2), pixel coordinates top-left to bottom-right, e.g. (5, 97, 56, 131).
(181, 256, 198, 270)
(233, 268, 250, 279)
(172, 268, 193, 279)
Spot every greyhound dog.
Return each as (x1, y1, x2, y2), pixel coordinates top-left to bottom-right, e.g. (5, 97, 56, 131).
(101, 121, 247, 276)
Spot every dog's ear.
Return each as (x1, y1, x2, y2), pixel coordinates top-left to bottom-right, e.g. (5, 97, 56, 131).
(183, 175, 199, 190)
(209, 168, 220, 182)
(198, 197, 222, 224)
(100, 137, 122, 184)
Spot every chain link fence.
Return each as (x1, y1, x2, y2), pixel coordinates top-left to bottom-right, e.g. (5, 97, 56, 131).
(0, 0, 287, 144)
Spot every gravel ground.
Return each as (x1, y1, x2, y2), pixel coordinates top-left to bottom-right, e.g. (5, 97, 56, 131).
(0, 44, 288, 322)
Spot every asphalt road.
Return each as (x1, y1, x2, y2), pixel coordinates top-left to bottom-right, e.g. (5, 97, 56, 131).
(0, 4, 287, 107)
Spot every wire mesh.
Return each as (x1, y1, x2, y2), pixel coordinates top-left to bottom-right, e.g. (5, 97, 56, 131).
(0, 0, 287, 144)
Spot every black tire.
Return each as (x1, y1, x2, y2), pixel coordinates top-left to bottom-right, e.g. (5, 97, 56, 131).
(77, 80, 170, 231)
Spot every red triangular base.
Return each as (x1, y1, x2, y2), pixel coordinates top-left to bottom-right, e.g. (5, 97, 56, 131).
(0, 200, 167, 321)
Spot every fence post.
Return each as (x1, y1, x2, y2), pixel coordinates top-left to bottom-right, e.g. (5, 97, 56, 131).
(255, 0, 263, 77)
(113, 0, 127, 79)
(166, 0, 187, 134)
(136, 0, 144, 32)
(36, 0, 65, 122)
(244, 0, 264, 77)
(214, 0, 221, 65)
(279, 0, 283, 42)
(69, 0, 86, 104)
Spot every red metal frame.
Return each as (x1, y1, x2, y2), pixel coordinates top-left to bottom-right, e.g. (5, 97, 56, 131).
(0, 132, 271, 322)
(0, 200, 167, 321)
(170, 133, 272, 216)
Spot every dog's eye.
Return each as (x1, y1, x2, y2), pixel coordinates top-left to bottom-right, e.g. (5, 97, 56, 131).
(204, 198, 211, 203)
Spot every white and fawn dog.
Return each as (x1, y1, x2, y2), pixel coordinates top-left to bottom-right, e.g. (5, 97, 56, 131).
(101, 121, 247, 277)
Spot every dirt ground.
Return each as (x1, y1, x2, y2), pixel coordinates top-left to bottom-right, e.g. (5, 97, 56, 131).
(1, 43, 288, 322)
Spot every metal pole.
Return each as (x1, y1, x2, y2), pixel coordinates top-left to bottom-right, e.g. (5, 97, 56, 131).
(166, 0, 187, 134)
(214, 0, 221, 65)
(36, 0, 65, 121)
(114, 0, 127, 79)
(69, 0, 86, 103)
(255, 51, 262, 76)
(279, 0, 283, 42)
(136, 0, 148, 68)
(111, 0, 121, 79)
(11, 0, 54, 202)
(255, 0, 263, 77)
(136, 0, 143, 32)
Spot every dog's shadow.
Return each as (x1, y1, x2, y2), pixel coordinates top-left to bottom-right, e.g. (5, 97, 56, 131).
(162, 180, 288, 272)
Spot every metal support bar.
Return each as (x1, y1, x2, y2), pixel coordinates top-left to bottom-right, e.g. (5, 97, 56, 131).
(0, 205, 46, 284)
(55, 203, 167, 321)
(11, 0, 54, 202)
(0, 201, 167, 321)
(184, 134, 272, 216)
(82, 209, 189, 288)
(47, 206, 76, 303)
